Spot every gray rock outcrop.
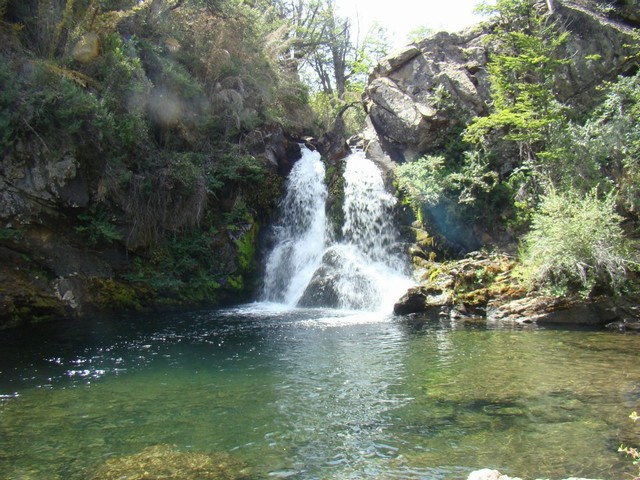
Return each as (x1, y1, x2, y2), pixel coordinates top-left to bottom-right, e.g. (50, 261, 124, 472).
(364, 2, 638, 163)
(297, 247, 379, 310)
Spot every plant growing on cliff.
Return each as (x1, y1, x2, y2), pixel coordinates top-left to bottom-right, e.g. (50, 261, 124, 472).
(75, 208, 122, 246)
(584, 72, 640, 214)
(465, 0, 569, 191)
(396, 155, 448, 212)
(519, 187, 634, 296)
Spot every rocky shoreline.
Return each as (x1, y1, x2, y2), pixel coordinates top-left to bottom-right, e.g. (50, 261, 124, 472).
(394, 250, 640, 331)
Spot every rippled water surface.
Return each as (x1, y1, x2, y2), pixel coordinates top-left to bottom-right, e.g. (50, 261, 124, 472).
(1, 305, 640, 479)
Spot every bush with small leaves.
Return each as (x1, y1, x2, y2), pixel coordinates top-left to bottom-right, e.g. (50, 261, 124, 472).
(520, 188, 635, 296)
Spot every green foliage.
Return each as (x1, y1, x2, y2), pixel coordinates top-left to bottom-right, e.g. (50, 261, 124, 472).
(87, 278, 145, 312)
(0, 227, 23, 242)
(466, 0, 570, 175)
(234, 224, 257, 273)
(90, 33, 151, 112)
(529, 71, 640, 214)
(396, 155, 448, 209)
(167, 152, 206, 193)
(0, 60, 20, 151)
(223, 200, 251, 226)
(0, 61, 113, 156)
(128, 213, 260, 303)
(396, 152, 499, 218)
(308, 87, 366, 136)
(448, 151, 499, 205)
(406, 25, 433, 44)
(207, 152, 267, 193)
(128, 228, 222, 300)
(388, 0, 640, 300)
(519, 188, 634, 296)
(587, 73, 640, 214)
(295, 2, 388, 134)
(75, 208, 122, 246)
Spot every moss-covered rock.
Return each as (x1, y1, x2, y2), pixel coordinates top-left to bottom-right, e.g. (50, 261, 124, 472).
(85, 277, 155, 312)
(89, 445, 253, 480)
(394, 251, 519, 316)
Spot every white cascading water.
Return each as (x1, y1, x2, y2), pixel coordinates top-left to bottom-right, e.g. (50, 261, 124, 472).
(262, 146, 412, 313)
(335, 151, 412, 310)
(262, 147, 328, 305)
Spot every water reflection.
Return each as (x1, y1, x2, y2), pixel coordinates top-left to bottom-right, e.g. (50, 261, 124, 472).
(261, 311, 409, 477)
(0, 307, 639, 480)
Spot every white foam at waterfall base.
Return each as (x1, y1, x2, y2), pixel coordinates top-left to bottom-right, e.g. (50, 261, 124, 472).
(262, 147, 413, 313)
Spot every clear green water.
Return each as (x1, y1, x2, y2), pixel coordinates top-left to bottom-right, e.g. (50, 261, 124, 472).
(1, 305, 639, 479)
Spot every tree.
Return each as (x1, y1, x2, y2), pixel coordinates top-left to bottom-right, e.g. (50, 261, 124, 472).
(267, 0, 387, 134)
(464, 0, 569, 165)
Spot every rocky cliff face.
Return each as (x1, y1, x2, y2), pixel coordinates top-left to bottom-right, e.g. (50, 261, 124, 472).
(368, 1, 640, 324)
(0, 125, 302, 328)
(363, 1, 638, 164)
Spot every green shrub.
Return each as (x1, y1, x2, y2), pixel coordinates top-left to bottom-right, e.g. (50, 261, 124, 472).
(395, 152, 502, 230)
(396, 155, 448, 211)
(75, 208, 122, 245)
(519, 188, 634, 296)
(207, 152, 267, 193)
(127, 227, 224, 301)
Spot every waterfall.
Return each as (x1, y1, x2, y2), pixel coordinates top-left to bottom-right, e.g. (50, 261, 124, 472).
(262, 147, 328, 305)
(342, 151, 406, 271)
(262, 146, 412, 312)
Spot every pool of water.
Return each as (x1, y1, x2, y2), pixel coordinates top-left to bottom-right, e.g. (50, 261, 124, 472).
(1, 304, 639, 479)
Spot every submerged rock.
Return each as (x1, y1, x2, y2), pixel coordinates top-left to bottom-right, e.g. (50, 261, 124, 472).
(89, 445, 253, 480)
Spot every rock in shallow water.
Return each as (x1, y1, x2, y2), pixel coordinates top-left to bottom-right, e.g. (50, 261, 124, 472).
(467, 469, 601, 480)
(467, 469, 520, 480)
(393, 285, 451, 315)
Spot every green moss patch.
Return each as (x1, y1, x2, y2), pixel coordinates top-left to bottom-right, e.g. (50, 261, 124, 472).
(89, 445, 253, 480)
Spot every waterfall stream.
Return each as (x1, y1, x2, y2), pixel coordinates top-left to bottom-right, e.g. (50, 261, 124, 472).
(262, 147, 328, 306)
(262, 146, 412, 313)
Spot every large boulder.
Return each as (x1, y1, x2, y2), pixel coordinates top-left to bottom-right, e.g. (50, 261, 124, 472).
(365, 28, 488, 162)
(487, 293, 640, 327)
(393, 285, 452, 315)
(297, 246, 379, 310)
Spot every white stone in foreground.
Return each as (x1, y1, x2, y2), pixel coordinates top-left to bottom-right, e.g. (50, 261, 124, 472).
(467, 470, 601, 480)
